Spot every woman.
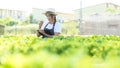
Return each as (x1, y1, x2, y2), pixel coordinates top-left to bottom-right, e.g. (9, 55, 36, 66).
(37, 11, 61, 38)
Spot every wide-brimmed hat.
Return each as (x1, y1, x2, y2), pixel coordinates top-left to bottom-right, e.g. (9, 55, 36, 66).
(43, 8, 57, 16)
(43, 11, 57, 16)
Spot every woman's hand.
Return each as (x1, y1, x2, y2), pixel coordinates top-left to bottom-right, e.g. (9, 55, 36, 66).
(54, 32, 60, 36)
(39, 30, 44, 33)
(37, 30, 41, 37)
(38, 30, 52, 38)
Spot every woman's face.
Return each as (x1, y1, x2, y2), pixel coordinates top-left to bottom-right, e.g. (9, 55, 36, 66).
(46, 14, 54, 21)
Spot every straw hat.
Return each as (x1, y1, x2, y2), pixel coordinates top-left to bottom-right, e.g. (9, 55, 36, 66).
(43, 8, 57, 16)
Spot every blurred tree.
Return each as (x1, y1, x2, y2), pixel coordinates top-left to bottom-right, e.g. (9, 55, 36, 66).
(62, 21, 79, 35)
(30, 14, 34, 24)
(6, 20, 18, 26)
(30, 14, 38, 24)
(0, 17, 19, 26)
(106, 7, 118, 14)
(0, 19, 4, 25)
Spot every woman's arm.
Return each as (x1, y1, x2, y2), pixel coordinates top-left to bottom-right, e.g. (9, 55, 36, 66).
(39, 21, 43, 29)
(37, 21, 43, 37)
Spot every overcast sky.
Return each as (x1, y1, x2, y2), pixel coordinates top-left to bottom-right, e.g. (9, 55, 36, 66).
(0, 0, 120, 13)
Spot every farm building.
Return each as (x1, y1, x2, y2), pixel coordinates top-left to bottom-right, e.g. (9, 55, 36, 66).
(0, 9, 28, 21)
(75, 3, 120, 35)
(79, 15, 120, 35)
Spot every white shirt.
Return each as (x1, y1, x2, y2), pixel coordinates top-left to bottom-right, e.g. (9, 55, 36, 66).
(41, 22, 61, 33)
